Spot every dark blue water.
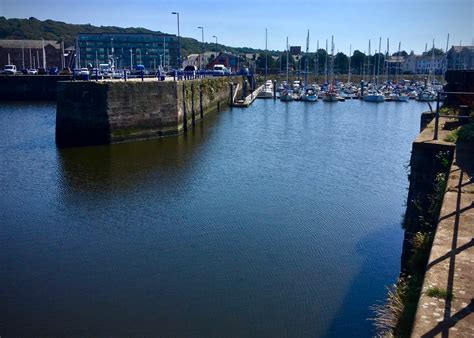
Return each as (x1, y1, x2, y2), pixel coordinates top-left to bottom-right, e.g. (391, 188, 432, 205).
(0, 99, 425, 337)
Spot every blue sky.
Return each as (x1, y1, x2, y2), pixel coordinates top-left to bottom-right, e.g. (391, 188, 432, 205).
(2, 0, 473, 54)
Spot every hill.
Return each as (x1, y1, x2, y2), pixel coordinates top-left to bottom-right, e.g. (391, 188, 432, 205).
(0, 17, 263, 56)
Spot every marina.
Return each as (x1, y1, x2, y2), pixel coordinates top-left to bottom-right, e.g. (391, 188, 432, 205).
(1, 4, 472, 336)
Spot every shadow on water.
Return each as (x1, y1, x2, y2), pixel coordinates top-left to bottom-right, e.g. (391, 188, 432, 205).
(325, 223, 403, 337)
(56, 112, 220, 197)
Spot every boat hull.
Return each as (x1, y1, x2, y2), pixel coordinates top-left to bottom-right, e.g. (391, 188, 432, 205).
(363, 95, 384, 102)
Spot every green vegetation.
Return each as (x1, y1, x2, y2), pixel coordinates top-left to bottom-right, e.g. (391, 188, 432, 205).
(444, 129, 459, 143)
(457, 122, 474, 143)
(426, 287, 454, 301)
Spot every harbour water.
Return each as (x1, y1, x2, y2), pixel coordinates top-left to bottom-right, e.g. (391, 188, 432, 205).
(0, 99, 427, 337)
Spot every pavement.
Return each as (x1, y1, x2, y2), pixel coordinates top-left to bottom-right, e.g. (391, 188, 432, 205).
(411, 142, 474, 337)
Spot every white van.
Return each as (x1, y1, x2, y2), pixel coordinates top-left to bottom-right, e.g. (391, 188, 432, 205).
(3, 65, 17, 75)
(213, 64, 229, 75)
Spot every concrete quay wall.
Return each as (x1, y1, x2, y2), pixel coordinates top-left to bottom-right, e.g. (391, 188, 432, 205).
(56, 77, 243, 147)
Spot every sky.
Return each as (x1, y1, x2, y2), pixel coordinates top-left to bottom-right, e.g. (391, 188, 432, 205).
(2, 0, 473, 54)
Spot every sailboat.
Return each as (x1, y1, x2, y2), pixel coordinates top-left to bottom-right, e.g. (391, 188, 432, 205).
(301, 30, 318, 102)
(258, 28, 274, 99)
(321, 36, 338, 102)
(280, 37, 294, 102)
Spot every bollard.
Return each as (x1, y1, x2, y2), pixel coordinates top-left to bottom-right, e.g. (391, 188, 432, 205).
(124, 70, 127, 82)
(141, 70, 144, 82)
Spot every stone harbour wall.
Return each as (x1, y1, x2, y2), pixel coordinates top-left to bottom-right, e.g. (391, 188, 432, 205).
(56, 77, 243, 147)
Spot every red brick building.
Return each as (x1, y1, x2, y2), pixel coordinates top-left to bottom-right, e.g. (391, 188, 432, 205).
(0, 39, 68, 69)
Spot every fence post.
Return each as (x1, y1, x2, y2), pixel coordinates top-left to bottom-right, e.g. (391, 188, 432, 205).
(434, 91, 440, 140)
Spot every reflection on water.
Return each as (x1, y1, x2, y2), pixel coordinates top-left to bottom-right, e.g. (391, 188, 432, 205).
(0, 99, 427, 337)
(58, 119, 212, 195)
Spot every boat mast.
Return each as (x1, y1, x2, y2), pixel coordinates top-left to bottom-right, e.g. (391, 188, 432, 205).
(316, 40, 319, 84)
(396, 41, 401, 83)
(330, 35, 334, 85)
(377, 37, 381, 85)
(444, 33, 449, 76)
(368, 40, 371, 82)
(348, 44, 351, 83)
(286, 36, 289, 83)
(325, 39, 328, 83)
(265, 28, 268, 83)
(304, 29, 309, 87)
(385, 38, 389, 82)
(430, 39, 435, 85)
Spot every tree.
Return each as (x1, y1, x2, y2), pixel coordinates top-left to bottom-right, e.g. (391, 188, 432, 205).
(256, 53, 276, 72)
(392, 50, 408, 57)
(334, 52, 348, 74)
(423, 47, 445, 56)
(351, 50, 366, 74)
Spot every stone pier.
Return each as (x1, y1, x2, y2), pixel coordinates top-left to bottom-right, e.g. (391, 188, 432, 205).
(56, 77, 243, 147)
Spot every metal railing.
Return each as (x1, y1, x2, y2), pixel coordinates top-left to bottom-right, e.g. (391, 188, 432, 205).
(433, 91, 474, 140)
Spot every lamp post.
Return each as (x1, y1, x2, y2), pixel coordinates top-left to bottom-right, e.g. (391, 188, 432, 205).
(197, 26, 204, 70)
(171, 12, 181, 69)
(212, 35, 218, 51)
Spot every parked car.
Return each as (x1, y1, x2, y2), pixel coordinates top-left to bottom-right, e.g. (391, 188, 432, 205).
(27, 68, 38, 75)
(48, 67, 59, 75)
(21, 68, 28, 74)
(212, 64, 230, 76)
(3, 64, 17, 74)
(80, 68, 90, 76)
(37, 68, 47, 75)
(184, 65, 197, 77)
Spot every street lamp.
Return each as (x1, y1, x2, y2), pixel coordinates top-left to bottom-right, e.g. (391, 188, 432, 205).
(197, 26, 204, 70)
(171, 12, 180, 69)
(212, 35, 218, 50)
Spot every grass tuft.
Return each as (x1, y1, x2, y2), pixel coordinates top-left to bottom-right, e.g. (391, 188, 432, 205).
(426, 287, 454, 301)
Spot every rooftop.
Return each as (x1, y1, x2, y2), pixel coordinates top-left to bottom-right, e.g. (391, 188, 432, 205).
(0, 39, 60, 49)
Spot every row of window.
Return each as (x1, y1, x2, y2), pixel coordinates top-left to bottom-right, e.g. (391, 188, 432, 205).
(79, 35, 176, 43)
(83, 48, 172, 53)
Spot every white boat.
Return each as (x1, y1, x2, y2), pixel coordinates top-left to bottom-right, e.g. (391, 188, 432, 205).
(321, 85, 338, 102)
(390, 92, 409, 102)
(280, 89, 294, 101)
(417, 90, 436, 102)
(258, 80, 274, 98)
(363, 90, 384, 102)
(301, 88, 318, 102)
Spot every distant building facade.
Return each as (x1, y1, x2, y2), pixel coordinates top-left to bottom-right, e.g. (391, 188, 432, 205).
(207, 52, 240, 71)
(403, 51, 417, 73)
(447, 46, 474, 70)
(0, 39, 67, 69)
(77, 33, 179, 69)
(386, 55, 405, 74)
(415, 55, 446, 75)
